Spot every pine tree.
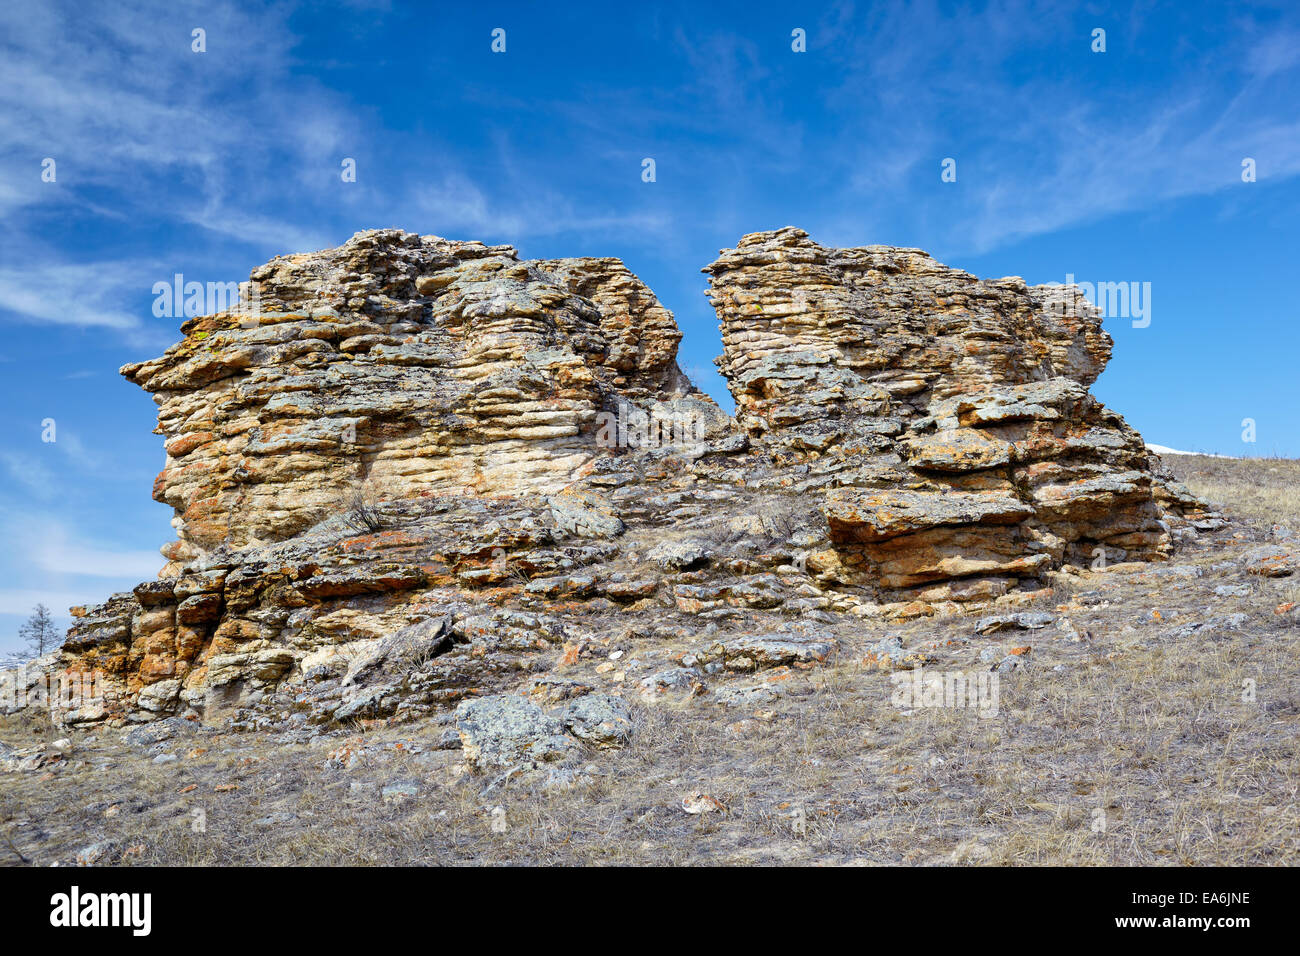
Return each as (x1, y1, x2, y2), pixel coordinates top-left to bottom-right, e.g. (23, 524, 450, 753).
(19, 603, 58, 658)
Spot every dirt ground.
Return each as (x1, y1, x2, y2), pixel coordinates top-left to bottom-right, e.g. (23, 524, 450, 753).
(3, 452, 1298, 866)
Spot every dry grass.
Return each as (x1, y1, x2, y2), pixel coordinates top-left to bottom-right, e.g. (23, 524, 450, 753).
(1162, 453, 1300, 527)
(4, 606, 1296, 866)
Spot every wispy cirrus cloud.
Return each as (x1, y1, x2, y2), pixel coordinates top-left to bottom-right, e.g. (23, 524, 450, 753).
(0, 589, 89, 619)
(410, 173, 673, 244)
(4, 506, 162, 576)
(29, 529, 161, 580)
(0, 0, 360, 334)
(0, 510, 163, 645)
(807, 1, 1300, 254)
(0, 451, 61, 501)
(0, 261, 151, 330)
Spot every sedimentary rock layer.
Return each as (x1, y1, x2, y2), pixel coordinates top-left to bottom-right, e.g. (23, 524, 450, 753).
(705, 227, 1180, 595)
(125, 229, 721, 569)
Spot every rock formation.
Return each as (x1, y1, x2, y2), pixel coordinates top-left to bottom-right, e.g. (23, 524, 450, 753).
(705, 227, 1187, 601)
(125, 231, 721, 569)
(28, 227, 1217, 730)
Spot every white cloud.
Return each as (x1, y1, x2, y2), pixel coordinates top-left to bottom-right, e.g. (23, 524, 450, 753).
(0, 429, 139, 504)
(0, 451, 61, 500)
(183, 206, 336, 256)
(411, 174, 672, 243)
(952, 106, 1300, 255)
(813, 1, 1300, 255)
(0, 260, 148, 329)
(52, 431, 110, 474)
(1, 510, 162, 582)
(1246, 31, 1300, 79)
(32, 536, 161, 580)
(0, 0, 359, 329)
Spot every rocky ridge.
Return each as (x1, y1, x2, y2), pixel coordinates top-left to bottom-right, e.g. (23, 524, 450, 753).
(5, 228, 1224, 768)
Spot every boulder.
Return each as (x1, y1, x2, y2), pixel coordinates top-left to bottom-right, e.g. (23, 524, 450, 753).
(455, 695, 581, 770)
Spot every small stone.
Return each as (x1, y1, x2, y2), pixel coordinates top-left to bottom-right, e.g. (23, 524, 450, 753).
(646, 540, 713, 571)
(680, 792, 726, 814)
(994, 655, 1022, 674)
(975, 612, 1055, 635)
(455, 695, 580, 770)
(253, 811, 298, 827)
(74, 840, 115, 866)
(562, 694, 634, 748)
(381, 781, 419, 805)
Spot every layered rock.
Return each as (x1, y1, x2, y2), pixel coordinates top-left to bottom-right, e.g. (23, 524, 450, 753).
(30, 227, 1218, 728)
(705, 228, 1206, 601)
(126, 229, 721, 569)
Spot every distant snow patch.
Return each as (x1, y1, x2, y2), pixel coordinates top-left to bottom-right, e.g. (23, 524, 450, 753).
(1145, 443, 1235, 459)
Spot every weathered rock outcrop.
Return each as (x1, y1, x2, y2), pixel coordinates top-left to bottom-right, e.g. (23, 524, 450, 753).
(31, 227, 1217, 729)
(705, 228, 1198, 600)
(126, 230, 722, 569)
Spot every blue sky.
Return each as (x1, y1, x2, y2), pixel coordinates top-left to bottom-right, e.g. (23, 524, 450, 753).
(1, 0, 1298, 652)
